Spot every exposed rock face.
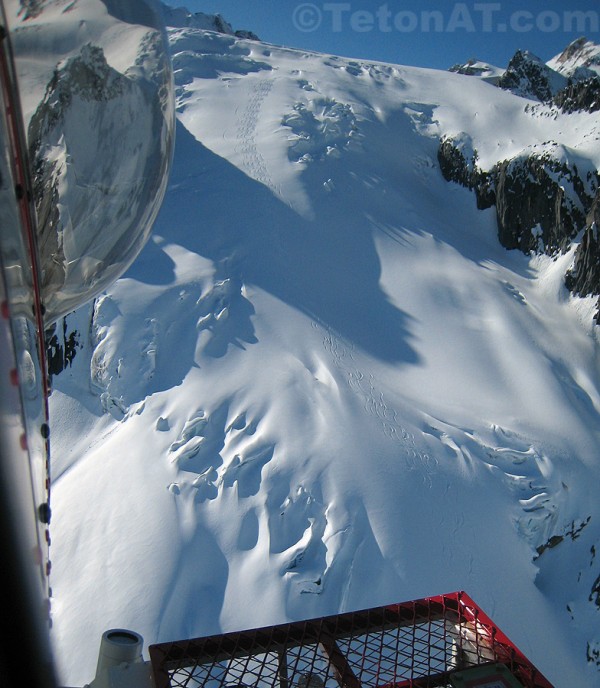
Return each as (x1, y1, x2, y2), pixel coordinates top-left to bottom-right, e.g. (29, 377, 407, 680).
(438, 137, 597, 255)
(438, 135, 600, 309)
(28, 44, 127, 308)
(554, 37, 591, 69)
(498, 50, 566, 102)
(566, 190, 600, 321)
(554, 76, 600, 113)
(437, 135, 476, 187)
(439, 39, 600, 315)
(45, 318, 81, 380)
(467, 40, 600, 112)
(27, 34, 173, 323)
(437, 135, 495, 210)
(29, 44, 124, 142)
(234, 29, 261, 41)
(494, 154, 593, 253)
(449, 60, 486, 77)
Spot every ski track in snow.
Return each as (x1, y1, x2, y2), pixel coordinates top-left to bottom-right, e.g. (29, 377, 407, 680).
(314, 318, 560, 549)
(312, 311, 566, 555)
(235, 77, 278, 193)
(313, 321, 438, 487)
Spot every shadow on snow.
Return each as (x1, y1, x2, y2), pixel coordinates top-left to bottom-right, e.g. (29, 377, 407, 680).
(149, 119, 420, 366)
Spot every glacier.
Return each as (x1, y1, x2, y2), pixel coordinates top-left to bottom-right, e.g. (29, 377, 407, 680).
(46, 15, 600, 688)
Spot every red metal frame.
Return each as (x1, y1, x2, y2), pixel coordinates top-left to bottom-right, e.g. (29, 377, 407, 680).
(0, 0, 52, 614)
(0, 11, 50, 401)
(149, 592, 553, 688)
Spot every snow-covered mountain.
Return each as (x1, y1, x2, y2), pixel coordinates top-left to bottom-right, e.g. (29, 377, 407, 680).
(548, 37, 600, 80)
(45, 9, 600, 687)
(159, 3, 259, 40)
(448, 58, 504, 84)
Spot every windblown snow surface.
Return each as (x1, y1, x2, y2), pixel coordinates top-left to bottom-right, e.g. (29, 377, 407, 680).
(48, 24, 600, 688)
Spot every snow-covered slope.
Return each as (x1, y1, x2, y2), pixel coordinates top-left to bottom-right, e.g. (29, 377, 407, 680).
(48, 22, 600, 688)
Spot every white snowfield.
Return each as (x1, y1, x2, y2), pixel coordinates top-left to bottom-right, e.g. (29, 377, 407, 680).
(48, 19, 600, 688)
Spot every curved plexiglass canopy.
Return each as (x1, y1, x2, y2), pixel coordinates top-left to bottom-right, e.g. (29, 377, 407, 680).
(0, 3, 174, 682)
(4, 0, 174, 324)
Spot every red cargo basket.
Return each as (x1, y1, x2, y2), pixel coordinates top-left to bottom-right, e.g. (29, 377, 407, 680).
(149, 591, 552, 688)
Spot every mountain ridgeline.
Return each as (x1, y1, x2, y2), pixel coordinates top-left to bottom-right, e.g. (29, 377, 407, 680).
(442, 38, 600, 321)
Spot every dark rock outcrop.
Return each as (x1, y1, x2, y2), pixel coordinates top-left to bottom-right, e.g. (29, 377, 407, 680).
(494, 40, 600, 110)
(438, 135, 600, 311)
(566, 189, 600, 321)
(234, 29, 261, 41)
(498, 50, 566, 102)
(45, 318, 81, 379)
(554, 76, 600, 113)
(493, 153, 593, 253)
(437, 136, 495, 210)
(437, 135, 477, 187)
(449, 60, 481, 76)
(454, 40, 600, 113)
(438, 137, 596, 255)
(441, 38, 600, 319)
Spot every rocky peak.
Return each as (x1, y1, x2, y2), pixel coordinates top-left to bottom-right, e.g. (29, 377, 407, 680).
(454, 39, 600, 112)
(161, 4, 260, 40)
(448, 58, 504, 84)
(441, 36, 600, 320)
(548, 37, 600, 79)
(498, 49, 567, 102)
(556, 37, 593, 63)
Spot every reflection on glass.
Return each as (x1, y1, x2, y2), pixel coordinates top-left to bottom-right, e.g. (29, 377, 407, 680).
(5, 0, 174, 323)
(0, 2, 174, 669)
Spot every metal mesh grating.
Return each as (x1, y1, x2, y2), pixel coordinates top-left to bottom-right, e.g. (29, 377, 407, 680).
(149, 592, 553, 688)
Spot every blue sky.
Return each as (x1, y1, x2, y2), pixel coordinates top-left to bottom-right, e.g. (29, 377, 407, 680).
(163, 1, 600, 70)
